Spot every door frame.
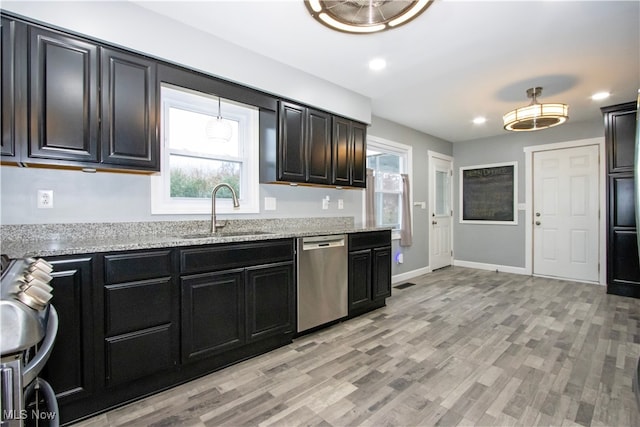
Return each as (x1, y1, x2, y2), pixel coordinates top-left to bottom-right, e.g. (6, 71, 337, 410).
(523, 137, 606, 284)
(428, 150, 454, 270)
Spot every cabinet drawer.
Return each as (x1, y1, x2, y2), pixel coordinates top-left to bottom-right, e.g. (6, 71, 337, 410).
(104, 250, 172, 283)
(105, 325, 173, 387)
(349, 230, 391, 251)
(180, 240, 293, 274)
(104, 278, 172, 336)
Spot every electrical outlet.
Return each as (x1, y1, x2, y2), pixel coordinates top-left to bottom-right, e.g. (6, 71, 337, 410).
(37, 190, 54, 209)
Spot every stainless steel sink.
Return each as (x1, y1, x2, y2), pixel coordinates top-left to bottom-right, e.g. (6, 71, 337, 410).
(176, 231, 274, 239)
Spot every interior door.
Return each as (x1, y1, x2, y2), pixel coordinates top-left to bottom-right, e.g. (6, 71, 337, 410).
(429, 154, 453, 270)
(533, 145, 599, 282)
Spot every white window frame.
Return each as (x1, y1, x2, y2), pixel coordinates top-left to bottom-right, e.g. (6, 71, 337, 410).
(151, 84, 260, 215)
(364, 135, 413, 240)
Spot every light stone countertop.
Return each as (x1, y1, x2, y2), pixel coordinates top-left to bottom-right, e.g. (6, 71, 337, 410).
(0, 218, 391, 258)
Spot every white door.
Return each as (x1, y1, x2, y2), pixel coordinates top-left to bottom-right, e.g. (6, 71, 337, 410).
(533, 145, 599, 282)
(429, 154, 453, 270)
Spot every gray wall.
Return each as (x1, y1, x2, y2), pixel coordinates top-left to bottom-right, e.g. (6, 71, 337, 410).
(452, 119, 605, 269)
(368, 116, 453, 278)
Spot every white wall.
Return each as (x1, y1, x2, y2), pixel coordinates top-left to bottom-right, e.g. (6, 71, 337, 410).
(1, 0, 371, 123)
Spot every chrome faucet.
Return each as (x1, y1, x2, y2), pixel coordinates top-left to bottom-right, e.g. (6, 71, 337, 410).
(211, 183, 240, 233)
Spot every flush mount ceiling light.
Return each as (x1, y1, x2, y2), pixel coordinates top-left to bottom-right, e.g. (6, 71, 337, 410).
(305, 0, 434, 34)
(205, 96, 233, 142)
(503, 87, 569, 132)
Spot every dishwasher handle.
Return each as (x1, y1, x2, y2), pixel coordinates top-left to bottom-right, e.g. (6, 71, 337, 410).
(301, 235, 346, 251)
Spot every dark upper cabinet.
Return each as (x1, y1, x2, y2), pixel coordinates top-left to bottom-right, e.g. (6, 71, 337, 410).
(278, 101, 332, 184)
(603, 101, 640, 298)
(332, 116, 367, 188)
(332, 116, 351, 187)
(1, 17, 26, 158)
(307, 108, 332, 184)
(263, 100, 366, 188)
(100, 48, 158, 170)
(28, 25, 99, 162)
(0, 15, 159, 171)
(278, 101, 306, 182)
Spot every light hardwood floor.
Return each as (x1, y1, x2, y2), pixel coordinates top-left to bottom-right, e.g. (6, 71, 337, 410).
(74, 267, 640, 426)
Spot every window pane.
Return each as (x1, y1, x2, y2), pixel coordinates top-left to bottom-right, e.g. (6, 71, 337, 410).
(376, 172, 402, 193)
(169, 155, 240, 199)
(168, 107, 239, 157)
(367, 153, 400, 173)
(435, 170, 450, 215)
(377, 193, 401, 229)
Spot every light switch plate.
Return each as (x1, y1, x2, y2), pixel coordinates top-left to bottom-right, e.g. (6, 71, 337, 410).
(264, 197, 276, 211)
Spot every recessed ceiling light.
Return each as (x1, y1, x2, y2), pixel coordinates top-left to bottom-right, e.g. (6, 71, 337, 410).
(369, 58, 387, 71)
(591, 91, 611, 101)
(473, 117, 487, 125)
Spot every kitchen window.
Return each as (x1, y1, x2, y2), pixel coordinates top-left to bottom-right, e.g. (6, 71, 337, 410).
(366, 136, 412, 239)
(151, 84, 260, 214)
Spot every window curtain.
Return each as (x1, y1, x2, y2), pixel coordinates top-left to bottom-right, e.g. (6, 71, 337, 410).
(400, 173, 413, 246)
(365, 168, 376, 227)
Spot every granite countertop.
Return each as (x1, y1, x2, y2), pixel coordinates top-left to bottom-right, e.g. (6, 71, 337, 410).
(0, 218, 391, 258)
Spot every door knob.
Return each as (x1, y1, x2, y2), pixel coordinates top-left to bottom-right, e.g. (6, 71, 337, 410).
(432, 221, 438, 225)
(535, 221, 541, 226)
(535, 212, 541, 217)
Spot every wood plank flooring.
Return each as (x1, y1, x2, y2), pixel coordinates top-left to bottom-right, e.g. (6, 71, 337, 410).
(74, 267, 640, 426)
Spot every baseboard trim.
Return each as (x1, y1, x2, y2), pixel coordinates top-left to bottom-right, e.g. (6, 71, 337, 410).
(453, 260, 528, 275)
(392, 266, 431, 284)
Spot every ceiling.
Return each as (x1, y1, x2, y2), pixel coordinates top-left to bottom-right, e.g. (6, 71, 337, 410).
(132, 0, 639, 143)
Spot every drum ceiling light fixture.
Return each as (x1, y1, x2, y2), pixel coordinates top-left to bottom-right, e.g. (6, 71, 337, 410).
(503, 87, 569, 132)
(305, 0, 434, 34)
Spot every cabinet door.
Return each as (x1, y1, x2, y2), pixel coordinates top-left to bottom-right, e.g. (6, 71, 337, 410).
(307, 108, 331, 184)
(332, 116, 351, 186)
(351, 121, 367, 188)
(372, 246, 392, 300)
(348, 249, 372, 313)
(40, 256, 95, 404)
(28, 26, 99, 162)
(246, 262, 294, 341)
(181, 270, 245, 362)
(1, 17, 25, 158)
(101, 48, 158, 170)
(605, 105, 637, 173)
(278, 101, 306, 182)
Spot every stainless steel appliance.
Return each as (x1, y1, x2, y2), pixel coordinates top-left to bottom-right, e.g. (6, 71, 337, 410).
(0, 255, 59, 427)
(297, 235, 348, 332)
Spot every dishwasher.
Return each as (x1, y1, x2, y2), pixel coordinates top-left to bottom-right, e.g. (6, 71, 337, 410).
(297, 235, 348, 333)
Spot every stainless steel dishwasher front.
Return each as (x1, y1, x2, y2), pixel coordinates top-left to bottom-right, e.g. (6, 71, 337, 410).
(296, 235, 348, 332)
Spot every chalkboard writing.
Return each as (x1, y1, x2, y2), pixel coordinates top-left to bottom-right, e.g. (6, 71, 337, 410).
(462, 164, 515, 222)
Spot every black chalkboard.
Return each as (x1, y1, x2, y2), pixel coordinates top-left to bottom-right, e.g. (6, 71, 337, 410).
(462, 163, 515, 222)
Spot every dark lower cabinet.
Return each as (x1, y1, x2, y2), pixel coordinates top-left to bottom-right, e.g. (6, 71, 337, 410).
(348, 230, 392, 316)
(246, 262, 295, 341)
(181, 270, 246, 362)
(603, 102, 640, 297)
(100, 249, 178, 388)
(40, 256, 95, 423)
(180, 241, 295, 364)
